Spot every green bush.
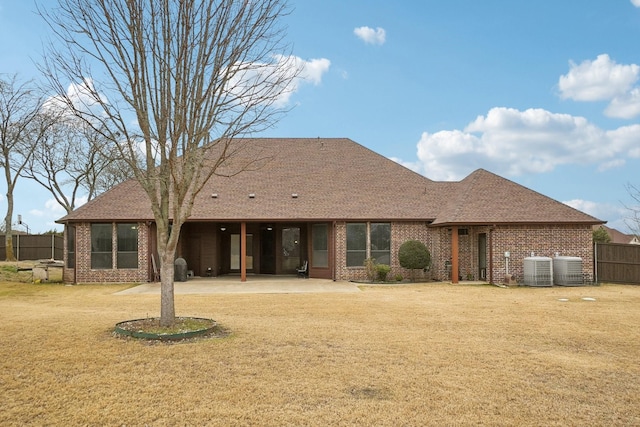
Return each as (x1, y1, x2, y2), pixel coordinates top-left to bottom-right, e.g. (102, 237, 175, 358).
(394, 274, 403, 282)
(398, 240, 431, 282)
(376, 264, 390, 282)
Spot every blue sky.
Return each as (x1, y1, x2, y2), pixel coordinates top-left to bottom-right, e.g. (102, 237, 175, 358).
(1, 1, 640, 234)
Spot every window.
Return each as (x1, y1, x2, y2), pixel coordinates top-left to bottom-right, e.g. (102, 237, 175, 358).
(370, 223, 391, 264)
(67, 225, 76, 269)
(346, 222, 391, 267)
(117, 223, 138, 269)
(91, 224, 112, 269)
(346, 223, 367, 267)
(312, 224, 329, 268)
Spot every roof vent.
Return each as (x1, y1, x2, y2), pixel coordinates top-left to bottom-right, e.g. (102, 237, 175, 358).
(249, 193, 255, 199)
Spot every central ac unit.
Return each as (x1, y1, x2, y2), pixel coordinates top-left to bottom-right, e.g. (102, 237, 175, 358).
(553, 256, 583, 286)
(523, 256, 553, 287)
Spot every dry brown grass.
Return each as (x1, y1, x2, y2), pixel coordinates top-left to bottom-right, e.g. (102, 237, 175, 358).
(1, 281, 639, 426)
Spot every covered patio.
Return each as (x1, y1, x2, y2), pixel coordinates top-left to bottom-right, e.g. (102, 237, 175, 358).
(115, 275, 360, 295)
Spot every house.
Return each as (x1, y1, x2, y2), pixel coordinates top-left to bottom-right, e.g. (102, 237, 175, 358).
(57, 138, 604, 284)
(595, 225, 640, 245)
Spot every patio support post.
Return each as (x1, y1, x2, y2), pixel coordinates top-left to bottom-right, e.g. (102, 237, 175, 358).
(241, 222, 247, 282)
(451, 226, 459, 284)
(489, 226, 494, 284)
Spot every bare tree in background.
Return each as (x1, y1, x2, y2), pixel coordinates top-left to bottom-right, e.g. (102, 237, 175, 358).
(0, 75, 48, 261)
(22, 114, 132, 214)
(40, 0, 299, 326)
(625, 183, 640, 238)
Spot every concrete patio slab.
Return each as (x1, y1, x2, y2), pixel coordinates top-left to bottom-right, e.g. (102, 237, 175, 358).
(114, 276, 361, 295)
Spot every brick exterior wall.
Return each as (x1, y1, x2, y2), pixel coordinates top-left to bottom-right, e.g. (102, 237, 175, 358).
(334, 221, 437, 282)
(334, 222, 594, 284)
(64, 220, 594, 285)
(63, 222, 150, 284)
(489, 224, 594, 284)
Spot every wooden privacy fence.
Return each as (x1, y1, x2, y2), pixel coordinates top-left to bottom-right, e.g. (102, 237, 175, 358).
(595, 242, 640, 284)
(0, 234, 63, 261)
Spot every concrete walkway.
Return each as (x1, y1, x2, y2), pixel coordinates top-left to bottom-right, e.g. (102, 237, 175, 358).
(114, 275, 361, 295)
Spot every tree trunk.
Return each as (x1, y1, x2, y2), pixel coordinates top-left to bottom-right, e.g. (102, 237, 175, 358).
(4, 191, 15, 261)
(159, 256, 175, 326)
(157, 223, 179, 327)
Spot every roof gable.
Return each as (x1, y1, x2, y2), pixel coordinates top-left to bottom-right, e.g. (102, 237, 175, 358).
(431, 169, 602, 225)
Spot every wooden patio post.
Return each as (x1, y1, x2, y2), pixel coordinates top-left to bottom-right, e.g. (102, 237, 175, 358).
(451, 226, 459, 284)
(241, 222, 247, 282)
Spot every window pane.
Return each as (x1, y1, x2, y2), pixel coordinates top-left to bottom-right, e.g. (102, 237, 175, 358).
(91, 253, 112, 269)
(347, 251, 366, 268)
(117, 253, 138, 269)
(117, 224, 138, 251)
(117, 224, 138, 269)
(346, 223, 366, 250)
(371, 251, 390, 265)
(370, 223, 391, 265)
(346, 223, 366, 267)
(312, 224, 328, 268)
(67, 225, 76, 269)
(91, 224, 112, 269)
(370, 223, 390, 251)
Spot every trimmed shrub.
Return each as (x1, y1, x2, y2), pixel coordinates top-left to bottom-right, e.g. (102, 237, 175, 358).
(398, 240, 431, 282)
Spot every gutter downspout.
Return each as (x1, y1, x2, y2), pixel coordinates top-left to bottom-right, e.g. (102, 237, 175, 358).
(594, 241, 598, 284)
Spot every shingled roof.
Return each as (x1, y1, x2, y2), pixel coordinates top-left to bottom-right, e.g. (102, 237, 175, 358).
(431, 168, 603, 225)
(57, 138, 603, 226)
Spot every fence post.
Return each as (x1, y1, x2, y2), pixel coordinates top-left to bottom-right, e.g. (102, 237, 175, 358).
(594, 242, 598, 284)
(17, 233, 20, 261)
(52, 234, 55, 259)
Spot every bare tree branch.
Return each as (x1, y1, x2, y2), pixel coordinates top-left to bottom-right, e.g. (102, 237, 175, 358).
(624, 183, 640, 238)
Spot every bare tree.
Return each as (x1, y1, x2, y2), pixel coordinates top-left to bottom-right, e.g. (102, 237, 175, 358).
(625, 183, 640, 238)
(22, 114, 132, 214)
(40, 0, 299, 325)
(0, 75, 47, 261)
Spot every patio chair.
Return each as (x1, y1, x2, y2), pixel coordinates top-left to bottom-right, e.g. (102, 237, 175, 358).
(296, 260, 308, 278)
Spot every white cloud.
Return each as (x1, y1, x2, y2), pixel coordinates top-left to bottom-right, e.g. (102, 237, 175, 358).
(354, 26, 386, 45)
(390, 157, 422, 174)
(564, 199, 612, 217)
(604, 87, 640, 119)
(30, 196, 87, 219)
(275, 55, 330, 106)
(632, 0, 640, 7)
(412, 107, 640, 181)
(298, 57, 331, 85)
(564, 199, 631, 231)
(43, 78, 108, 118)
(558, 54, 639, 101)
(228, 54, 330, 108)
